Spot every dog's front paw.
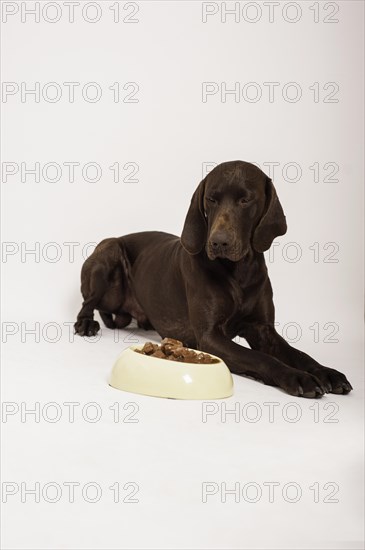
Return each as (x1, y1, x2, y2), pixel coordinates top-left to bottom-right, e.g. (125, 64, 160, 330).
(312, 367, 353, 394)
(74, 319, 100, 337)
(280, 371, 327, 398)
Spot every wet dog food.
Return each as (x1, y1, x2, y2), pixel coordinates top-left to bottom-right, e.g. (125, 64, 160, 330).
(135, 338, 219, 364)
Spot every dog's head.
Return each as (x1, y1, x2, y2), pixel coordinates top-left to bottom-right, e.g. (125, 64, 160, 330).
(181, 160, 287, 261)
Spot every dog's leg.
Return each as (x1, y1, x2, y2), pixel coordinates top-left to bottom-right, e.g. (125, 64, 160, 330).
(115, 312, 133, 329)
(99, 312, 116, 329)
(74, 264, 109, 336)
(241, 324, 352, 394)
(197, 330, 327, 398)
(75, 237, 136, 336)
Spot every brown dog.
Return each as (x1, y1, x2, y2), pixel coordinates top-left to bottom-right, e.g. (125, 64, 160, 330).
(74, 160, 352, 397)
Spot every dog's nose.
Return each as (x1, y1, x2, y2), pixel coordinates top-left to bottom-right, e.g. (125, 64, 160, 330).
(210, 231, 230, 249)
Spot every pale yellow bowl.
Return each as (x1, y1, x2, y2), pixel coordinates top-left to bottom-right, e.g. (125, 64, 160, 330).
(109, 345, 234, 400)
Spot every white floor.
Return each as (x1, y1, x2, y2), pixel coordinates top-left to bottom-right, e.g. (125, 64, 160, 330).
(1, 324, 364, 550)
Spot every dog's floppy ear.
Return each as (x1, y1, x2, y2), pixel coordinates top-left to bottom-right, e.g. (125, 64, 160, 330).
(252, 177, 287, 253)
(181, 177, 207, 255)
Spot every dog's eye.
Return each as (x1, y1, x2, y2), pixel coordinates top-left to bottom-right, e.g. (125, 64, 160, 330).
(207, 197, 217, 204)
(239, 197, 250, 205)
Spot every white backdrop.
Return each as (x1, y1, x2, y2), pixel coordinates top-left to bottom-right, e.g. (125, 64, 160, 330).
(1, 2, 364, 549)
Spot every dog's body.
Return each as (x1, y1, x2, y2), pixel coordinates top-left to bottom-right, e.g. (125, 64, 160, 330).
(75, 161, 352, 397)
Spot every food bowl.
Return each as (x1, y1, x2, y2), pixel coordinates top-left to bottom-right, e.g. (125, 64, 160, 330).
(109, 345, 234, 399)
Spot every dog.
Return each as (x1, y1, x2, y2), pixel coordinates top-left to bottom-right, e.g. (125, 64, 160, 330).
(74, 160, 352, 397)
